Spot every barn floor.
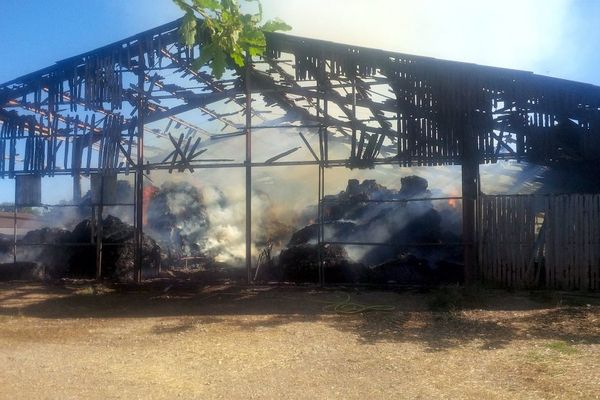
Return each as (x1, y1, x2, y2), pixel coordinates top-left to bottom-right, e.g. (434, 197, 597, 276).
(0, 282, 599, 399)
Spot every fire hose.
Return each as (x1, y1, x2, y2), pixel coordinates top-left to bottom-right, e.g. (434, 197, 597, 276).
(321, 293, 395, 314)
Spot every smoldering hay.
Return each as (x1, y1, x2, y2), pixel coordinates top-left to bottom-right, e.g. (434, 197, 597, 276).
(142, 171, 463, 283)
(273, 175, 464, 283)
(144, 178, 300, 266)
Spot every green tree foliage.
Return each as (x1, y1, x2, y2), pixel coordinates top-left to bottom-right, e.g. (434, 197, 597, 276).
(173, 0, 291, 78)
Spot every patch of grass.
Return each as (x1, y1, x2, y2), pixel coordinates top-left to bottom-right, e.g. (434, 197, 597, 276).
(73, 286, 95, 296)
(525, 350, 545, 363)
(545, 341, 579, 355)
(73, 285, 114, 296)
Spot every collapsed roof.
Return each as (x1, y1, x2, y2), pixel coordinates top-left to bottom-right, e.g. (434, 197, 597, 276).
(1, 17, 600, 178)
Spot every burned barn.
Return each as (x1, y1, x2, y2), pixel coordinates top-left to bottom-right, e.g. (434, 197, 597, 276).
(1, 19, 599, 289)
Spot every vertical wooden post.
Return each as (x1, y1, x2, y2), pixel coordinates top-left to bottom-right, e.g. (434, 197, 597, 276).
(95, 174, 104, 280)
(91, 205, 96, 245)
(245, 58, 252, 284)
(134, 47, 145, 284)
(73, 174, 82, 204)
(461, 112, 479, 285)
(317, 162, 322, 285)
(316, 93, 324, 286)
(318, 56, 328, 286)
(351, 75, 357, 160)
(12, 186, 17, 265)
(319, 163, 325, 286)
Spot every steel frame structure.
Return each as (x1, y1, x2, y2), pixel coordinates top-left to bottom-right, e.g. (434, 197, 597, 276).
(2, 18, 600, 283)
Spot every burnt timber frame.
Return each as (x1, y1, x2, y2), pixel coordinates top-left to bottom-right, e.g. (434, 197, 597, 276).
(2, 18, 600, 283)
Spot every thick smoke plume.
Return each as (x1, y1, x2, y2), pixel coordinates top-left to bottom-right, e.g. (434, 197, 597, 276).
(144, 178, 299, 266)
(146, 181, 209, 258)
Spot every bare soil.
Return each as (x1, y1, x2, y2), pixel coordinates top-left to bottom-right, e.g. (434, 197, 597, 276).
(0, 282, 599, 399)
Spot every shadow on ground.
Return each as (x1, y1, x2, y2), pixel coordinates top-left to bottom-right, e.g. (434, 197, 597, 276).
(0, 282, 599, 352)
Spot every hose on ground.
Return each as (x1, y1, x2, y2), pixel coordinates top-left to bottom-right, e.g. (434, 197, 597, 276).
(322, 293, 395, 314)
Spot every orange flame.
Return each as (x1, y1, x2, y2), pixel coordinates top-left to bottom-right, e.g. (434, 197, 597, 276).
(142, 185, 159, 225)
(447, 190, 459, 208)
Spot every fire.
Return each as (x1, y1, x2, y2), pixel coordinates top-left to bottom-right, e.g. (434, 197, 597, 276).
(447, 190, 460, 208)
(142, 185, 159, 225)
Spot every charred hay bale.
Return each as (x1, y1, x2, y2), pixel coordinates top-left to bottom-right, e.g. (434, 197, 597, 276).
(367, 255, 430, 284)
(361, 208, 443, 266)
(287, 224, 318, 246)
(69, 216, 160, 281)
(322, 177, 431, 222)
(324, 179, 392, 220)
(70, 219, 93, 242)
(21, 227, 73, 244)
(0, 217, 161, 281)
(345, 179, 389, 198)
(278, 244, 319, 282)
(67, 219, 95, 278)
(277, 244, 365, 283)
(395, 208, 443, 243)
(71, 215, 133, 243)
(19, 227, 73, 279)
(0, 234, 12, 255)
(356, 179, 388, 196)
(101, 235, 161, 281)
(282, 175, 462, 285)
(346, 179, 361, 195)
(101, 215, 135, 243)
(0, 262, 43, 281)
(320, 179, 390, 221)
(399, 175, 429, 197)
(288, 221, 356, 246)
(323, 196, 368, 221)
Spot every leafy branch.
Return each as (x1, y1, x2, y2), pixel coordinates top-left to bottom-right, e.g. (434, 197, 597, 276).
(173, 0, 291, 78)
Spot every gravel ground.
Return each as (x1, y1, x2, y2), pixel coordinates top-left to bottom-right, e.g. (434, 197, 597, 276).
(0, 282, 599, 399)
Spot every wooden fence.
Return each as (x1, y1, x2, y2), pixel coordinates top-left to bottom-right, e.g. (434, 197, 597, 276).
(478, 194, 600, 290)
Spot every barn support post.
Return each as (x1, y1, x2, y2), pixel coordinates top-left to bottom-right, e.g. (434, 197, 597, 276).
(245, 58, 253, 284)
(351, 75, 357, 159)
(316, 161, 322, 285)
(95, 174, 104, 280)
(12, 185, 17, 265)
(316, 154, 325, 286)
(315, 92, 324, 286)
(317, 56, 328, 286)
(461, 113, 480, 285)
(318, 162, 325, 286)
(73, 174, 82, 204)
(134, 48, 145, 284)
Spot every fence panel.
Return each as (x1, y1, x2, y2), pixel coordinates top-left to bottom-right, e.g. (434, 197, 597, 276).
(478, 195, 537, 287)
(544, 194, 600, 290)
(479, 193, 600, 289)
